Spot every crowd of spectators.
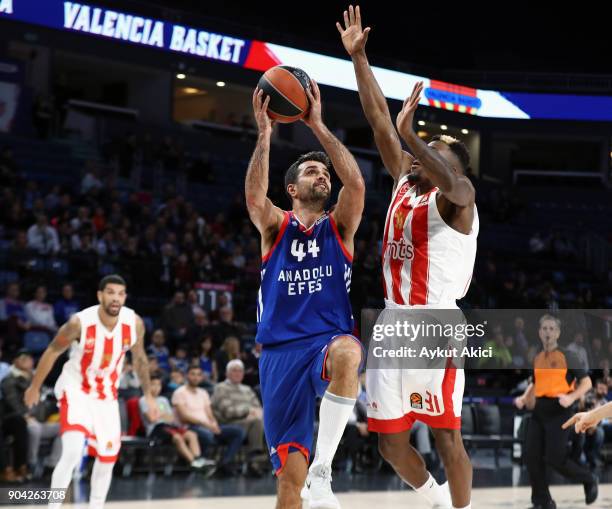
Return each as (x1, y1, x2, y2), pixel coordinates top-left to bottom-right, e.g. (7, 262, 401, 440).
(0, 121, 611, 481)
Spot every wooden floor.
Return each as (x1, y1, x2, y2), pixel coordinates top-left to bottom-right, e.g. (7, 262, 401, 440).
(11, 484, 612, 508)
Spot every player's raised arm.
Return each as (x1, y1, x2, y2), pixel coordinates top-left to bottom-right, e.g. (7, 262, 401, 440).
(24, 314, 80, 408)
(302, 80, 365, 242)
(338, 5, 412, 181)
(396, 82, 475, 207)
(245, 88, 285, 237)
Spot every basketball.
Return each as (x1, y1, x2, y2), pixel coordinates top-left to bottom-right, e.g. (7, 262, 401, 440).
(257, 65, 312, 123)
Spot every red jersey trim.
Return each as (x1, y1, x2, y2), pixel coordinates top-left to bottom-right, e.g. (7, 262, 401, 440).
(328, 214, 353, 262)
(261, 211, 290, 263)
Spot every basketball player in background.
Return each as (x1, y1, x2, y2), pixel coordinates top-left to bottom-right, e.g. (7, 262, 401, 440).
(247, 79, 365, 508)
(339, 6, 477, 509)
(24, 275, 158, 509)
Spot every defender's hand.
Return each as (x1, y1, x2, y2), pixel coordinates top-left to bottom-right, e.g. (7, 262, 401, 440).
(396, 81, 424, 139)
(337, 5, 371, 57)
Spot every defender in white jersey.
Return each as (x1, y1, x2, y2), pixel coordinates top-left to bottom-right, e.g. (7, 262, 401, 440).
(24, 275, 157, 509)
(340, 6, 475, 509)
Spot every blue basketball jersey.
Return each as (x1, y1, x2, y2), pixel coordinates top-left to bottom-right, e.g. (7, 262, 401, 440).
(256, 211, 354, 346)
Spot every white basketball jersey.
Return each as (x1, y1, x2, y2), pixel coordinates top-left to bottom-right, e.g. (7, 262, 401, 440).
(382, 175, 478, 308)
(55, 305, 137, 401)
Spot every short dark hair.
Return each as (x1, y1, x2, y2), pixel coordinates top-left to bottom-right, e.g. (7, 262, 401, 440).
(430, 135, 470, 173)
(150, 373, 163, 382)
(187, 365, 202, 373)
(98, 274, 127, 292)
(285, 151, 332, 199)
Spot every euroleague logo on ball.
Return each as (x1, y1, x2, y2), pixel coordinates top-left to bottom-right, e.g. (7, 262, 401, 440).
(257, 65, 312, 123)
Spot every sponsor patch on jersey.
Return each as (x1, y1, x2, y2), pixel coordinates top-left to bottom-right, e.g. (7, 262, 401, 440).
(410, 392, 423, 410)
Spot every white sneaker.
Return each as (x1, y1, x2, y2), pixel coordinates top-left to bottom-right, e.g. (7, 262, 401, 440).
(300, 481, 310, 501)
(432, 481, 453, 509)
(306, 464, 340, 509)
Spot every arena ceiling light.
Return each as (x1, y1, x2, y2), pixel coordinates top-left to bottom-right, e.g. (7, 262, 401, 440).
(417, 120, 426, 126)
(440, 125, 448, 131)
(176, 73, 186, 79)
(216, 81, 226, 87)
(462, 129, 469, 134)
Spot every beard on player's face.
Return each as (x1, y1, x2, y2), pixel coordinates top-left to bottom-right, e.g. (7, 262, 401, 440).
(100, 296, 123, 317)
(292, 179, 330, 208)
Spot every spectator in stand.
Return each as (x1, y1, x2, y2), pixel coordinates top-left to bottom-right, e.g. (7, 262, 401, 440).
(1, 349, 61, 473)
(160, 291, 194, 347)
(479, 327, 512, 368)
(81, 162, 104, 194)
(212, 359, 265, 476)
(8, 231, 33, 272)
(147, 329, 171, 373)
(147, 355, 167, 383)
(158, 243, 176, 296)
(581, 379, 608, 469)
(53, 283, 79, 325)
(567, 332, 589, 371)
(166, 368, 186, 395)
(0, 282, 30, 333)
(139, 374, 215, 472)
(174, 253, 194, 287)
(172, 366, 246, 476)
(187, 290, 205, 317)
(215, 336, 241, 382)
(25, 286, 58, 334)
(0, 349, 34, 480)
(513, 317, 529, 360)
(212, 306, 245, 347)
(197, 335, 217, 382)
(118, 359, 141, 400)
(169, 345, 190, 374)
(186, 310, 212, 346)
(27, 214, 60, 255)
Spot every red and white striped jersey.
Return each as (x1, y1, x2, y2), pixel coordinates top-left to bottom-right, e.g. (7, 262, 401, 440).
(382, 174, 478, 309)
(54, 305, 137, 401)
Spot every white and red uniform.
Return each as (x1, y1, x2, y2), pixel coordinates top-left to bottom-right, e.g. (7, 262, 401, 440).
(367, 174, 478, 433)
(54, 305, 137, 462)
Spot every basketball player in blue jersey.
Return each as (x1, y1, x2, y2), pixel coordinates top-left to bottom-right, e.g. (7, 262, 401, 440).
(246, 81, 365, 509)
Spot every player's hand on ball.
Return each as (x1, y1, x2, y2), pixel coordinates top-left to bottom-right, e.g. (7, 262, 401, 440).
(252, 87, 274, 134)
(563, 411, 599, 433)
(302, 80, 323, 129)
(396, 81, 424, 139)
(337, 5, 371, 56)
(24, 386, 40, 409)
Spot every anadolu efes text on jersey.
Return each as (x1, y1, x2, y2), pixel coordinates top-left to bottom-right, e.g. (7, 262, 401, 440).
(256, 211, 354, 345)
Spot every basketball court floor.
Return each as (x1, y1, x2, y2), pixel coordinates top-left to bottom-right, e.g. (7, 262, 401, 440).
(7, 461, 612, 509)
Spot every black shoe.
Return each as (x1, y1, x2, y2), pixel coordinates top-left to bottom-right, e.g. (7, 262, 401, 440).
(584, 476, 599, 505)
(215, 464, 239, 478)
(528, 502, 556, 509)
(246, 463, 265, 478)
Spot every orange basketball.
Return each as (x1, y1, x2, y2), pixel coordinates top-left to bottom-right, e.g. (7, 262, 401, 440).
(257, 65, 311, 123)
